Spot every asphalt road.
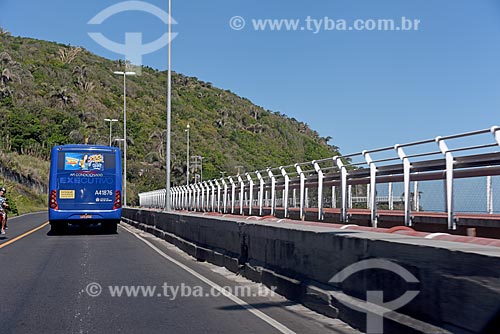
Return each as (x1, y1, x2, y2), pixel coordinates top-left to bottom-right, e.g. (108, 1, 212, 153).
(0, 212, 360, 334)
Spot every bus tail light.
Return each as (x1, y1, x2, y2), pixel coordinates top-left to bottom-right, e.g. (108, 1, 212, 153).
(113, 190, 121, 209)
(50, 190, 58, 210)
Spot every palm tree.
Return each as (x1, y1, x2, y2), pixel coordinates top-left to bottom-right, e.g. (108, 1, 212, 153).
(149, 130, 167, 160)
(0, 27, 11, 36)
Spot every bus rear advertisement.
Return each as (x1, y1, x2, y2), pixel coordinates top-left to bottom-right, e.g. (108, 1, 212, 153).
(48, 145, 122, 233)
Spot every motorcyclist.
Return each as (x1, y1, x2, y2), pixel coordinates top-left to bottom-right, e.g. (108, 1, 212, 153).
(0, 187, 8, 235)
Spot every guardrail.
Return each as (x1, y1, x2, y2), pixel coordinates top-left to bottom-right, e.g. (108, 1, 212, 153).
(139, 126, 500, 230)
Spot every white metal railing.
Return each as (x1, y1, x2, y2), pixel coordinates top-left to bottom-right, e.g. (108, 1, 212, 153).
(140, 126, 500, 230)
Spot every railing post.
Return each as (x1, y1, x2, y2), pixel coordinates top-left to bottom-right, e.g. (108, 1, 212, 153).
(332, 186, 336, 209)
(396, 145, 413, 227)
(363, 151, 378, 227)
(201, 182, 206, 212)
(295, 164, 306, 220)
(348, 185, 352, 208)
(170, 188, 175, 209)
(172, 187, 177, 209)
(237, 174, 245, 215)
(436, 136, 456, 230)
(194, 183, 201, 211)
(179, 186, 184, 209)
(187, 185, 192, 210)
(175, 187, 180, 209)
(267, 168, 276, 216)
(178, 186, 182, 209)
(312, 161, 324, 221)
(162, 189, 166, 210)
(490, 126, 500, 214)
(280, 166, 290, 218)
(246, 173, 254, 215)
(305, 188, 309, 208)
(366, 184, 371, 209)
(209, 180, 215, 212)
(205, 181, 210, 210)
(256, 171, 264, 216)
(413, 180, 420, 211)
(182, 186, 186, 210)
(228, 176, 236, 214)
(190, 184, 196, 211)
(491, 126, 500, 146)
(221, 178, 228, 213)
(177, 187, 182, 209)
(182, 187, 186, 210)
(215, 180, 221, 212)
(334, 156, 348, 223)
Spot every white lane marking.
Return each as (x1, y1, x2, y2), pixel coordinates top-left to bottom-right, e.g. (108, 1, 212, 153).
(120, 224, 296, 334)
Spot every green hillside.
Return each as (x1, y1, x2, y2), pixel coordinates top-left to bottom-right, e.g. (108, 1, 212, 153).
(0, 30, 340, 209)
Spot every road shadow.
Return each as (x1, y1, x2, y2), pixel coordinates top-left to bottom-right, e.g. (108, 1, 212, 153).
(46, 223, 118, 236)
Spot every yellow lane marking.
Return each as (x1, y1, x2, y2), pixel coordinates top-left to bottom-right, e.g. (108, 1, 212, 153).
(0, 221, 50, 249)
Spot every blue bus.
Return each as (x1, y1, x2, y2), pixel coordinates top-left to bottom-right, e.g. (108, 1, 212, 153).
(48, 145, 122, 233)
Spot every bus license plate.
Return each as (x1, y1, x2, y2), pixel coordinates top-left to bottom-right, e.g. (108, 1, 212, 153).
(80, 214, 92, 219)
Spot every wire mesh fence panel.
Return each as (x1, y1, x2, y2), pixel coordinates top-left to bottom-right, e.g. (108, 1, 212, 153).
(375, 182, 405, 210)
(323, 186, 333, 209)
(492, 176, 500, 214)
(418, 180, 446, 213)
(454, 176, 488, 214)
(306, 188, 318, 208)
(276, 190, 283, 208)
(351, 184, 368, 209)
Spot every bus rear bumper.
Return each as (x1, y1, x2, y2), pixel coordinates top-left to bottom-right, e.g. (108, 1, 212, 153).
(49, 209, 122, 222)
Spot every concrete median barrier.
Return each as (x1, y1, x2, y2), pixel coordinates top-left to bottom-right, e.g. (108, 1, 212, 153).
(123, 208, 500, 334)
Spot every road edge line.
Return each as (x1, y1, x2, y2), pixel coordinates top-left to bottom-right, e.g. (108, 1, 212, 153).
(119, 223, 297, 334)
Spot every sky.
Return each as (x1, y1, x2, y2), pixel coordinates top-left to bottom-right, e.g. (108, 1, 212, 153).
(1, 0, 500, 156)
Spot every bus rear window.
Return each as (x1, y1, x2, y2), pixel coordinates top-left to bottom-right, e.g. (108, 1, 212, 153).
(57, 152, 116, 172)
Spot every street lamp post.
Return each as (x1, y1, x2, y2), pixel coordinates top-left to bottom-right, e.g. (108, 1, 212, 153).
(200, 156, 204, 182)
(191, 155, 204, 182)
(104, 118, 118, 146)
(165, 0, 173, 211)
(113, 70, 136, 207)
(186, 124, 190, 185)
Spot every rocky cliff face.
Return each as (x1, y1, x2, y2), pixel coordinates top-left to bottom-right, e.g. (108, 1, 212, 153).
(0, 161, 47, 194)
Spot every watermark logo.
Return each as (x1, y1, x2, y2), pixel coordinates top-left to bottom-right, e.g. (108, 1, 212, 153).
(85, 282, 103, 297)
(87, 1, 177, 71)
(329, 259, 420, 334)
(229, 16, 420, 33)
(84, 282, 277, 300)
(229, 16, 246, 31)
